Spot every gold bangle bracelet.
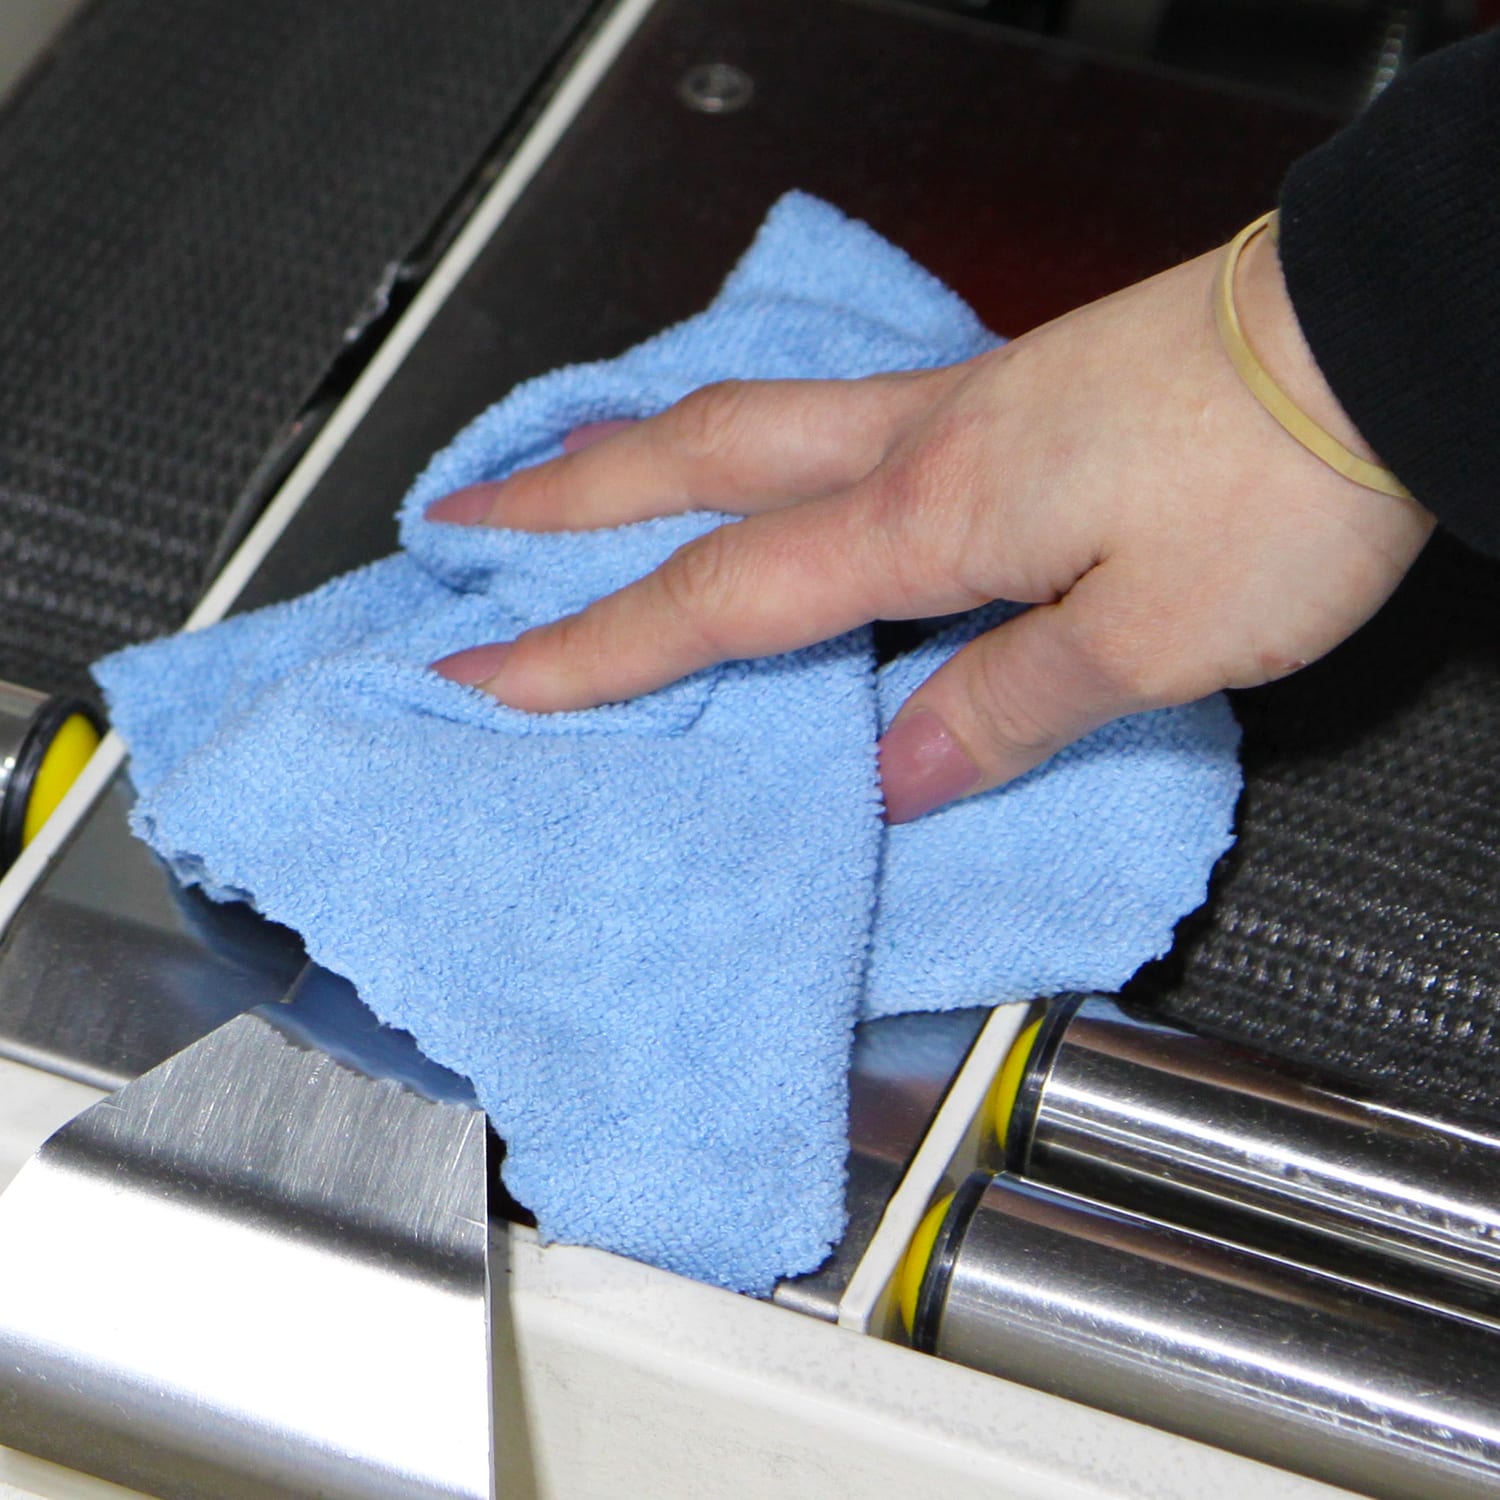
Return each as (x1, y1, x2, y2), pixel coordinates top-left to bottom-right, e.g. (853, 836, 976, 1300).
(1214, 211, 1411, 500)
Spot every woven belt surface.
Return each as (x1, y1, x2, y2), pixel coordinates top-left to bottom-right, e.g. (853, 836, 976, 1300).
(0, 0, 590, 695)
(1146, 533, 1500, 1126)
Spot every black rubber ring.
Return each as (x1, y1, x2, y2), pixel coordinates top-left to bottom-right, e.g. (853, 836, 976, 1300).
(0, 696, 105, 868)
(1005, 993, 1086, 1175)
(911, 1170, 989, 1357)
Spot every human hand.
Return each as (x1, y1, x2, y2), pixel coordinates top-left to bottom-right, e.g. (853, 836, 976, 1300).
(429, 231, 1434, 822)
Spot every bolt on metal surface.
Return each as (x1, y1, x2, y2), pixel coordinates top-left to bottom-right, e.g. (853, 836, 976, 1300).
(678, 62, 754, 114)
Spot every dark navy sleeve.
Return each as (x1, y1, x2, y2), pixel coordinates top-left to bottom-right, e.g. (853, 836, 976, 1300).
(1278, 31, 1500, 554)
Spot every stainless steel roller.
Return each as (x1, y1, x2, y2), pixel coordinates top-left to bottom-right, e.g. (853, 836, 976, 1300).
(994, 994, 1500, 1321)
(905, 1172, 1500, 1500)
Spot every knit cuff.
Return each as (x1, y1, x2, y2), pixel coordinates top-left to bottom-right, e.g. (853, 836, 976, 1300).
(1278, 31, 1500, 555)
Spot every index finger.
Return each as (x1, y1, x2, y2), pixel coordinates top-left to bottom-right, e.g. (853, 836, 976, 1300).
(447, 482, 986, 713)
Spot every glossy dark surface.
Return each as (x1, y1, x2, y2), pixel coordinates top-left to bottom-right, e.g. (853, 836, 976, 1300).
(236, 0, 1337, 605)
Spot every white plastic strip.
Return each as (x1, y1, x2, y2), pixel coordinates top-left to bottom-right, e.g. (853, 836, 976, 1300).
(0, 0, 660, 942)
(0, 1060, 103, 1197)
(837, 1002, 1030, 1335)
(182, 0, 659, 634)
(0, 1449, 146, 1500)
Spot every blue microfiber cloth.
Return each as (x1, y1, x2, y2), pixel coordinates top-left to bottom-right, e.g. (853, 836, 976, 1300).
(95, 193, 1241, 1294)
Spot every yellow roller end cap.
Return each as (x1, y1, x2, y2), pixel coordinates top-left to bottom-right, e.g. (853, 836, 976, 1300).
(898, 1192, 953, 1335)
(22, 713, 101, 848)
(989, 1017, 1043, 1150)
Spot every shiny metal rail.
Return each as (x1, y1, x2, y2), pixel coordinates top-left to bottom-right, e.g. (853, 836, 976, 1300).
(1011, 995, 1500, 1321)
(0, 967, 493, 1500)
(918, 1173, 1500, 1500)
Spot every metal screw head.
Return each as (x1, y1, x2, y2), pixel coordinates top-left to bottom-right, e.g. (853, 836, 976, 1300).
(677, 62, 754, 115)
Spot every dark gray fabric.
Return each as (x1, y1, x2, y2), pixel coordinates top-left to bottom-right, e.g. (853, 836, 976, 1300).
(0, 0, 592, 694)
(1142, 534, 1500, 1127)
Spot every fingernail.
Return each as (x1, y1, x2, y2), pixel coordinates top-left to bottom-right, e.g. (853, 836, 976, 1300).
(426, 484, 502, 525)
(432, 642, 513, 688)
(878, 710, 981, 824)
(562, 419, 636, 453)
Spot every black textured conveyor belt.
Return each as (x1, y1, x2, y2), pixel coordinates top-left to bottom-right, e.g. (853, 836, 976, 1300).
(1139, 533, 1500, 1128)
(0, 0, 591, 695)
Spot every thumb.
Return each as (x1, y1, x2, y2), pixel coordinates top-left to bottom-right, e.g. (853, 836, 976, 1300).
(879, 583, 1159, 823)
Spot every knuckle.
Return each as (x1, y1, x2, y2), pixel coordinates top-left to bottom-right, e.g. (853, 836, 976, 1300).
(518, 461, 568, 518)
(664, 381, 755, 467)
(655, 530, 744, 650)
(850, 485, 924, 607)
(967, 649, 1065, 761)
(857, 453, 983, 614)
(505, 449, 586, 528)
(542, 608, 599, 661)
(503, 619, 594, 710)
(878, 425, 973, 521)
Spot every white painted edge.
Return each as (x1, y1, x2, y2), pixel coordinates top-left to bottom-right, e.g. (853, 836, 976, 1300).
(0, 0, 87, 109)
(0, 1061, 105, 1197)
(0, 1447, 146, 1500)
(0, 0, 661, 947)
(497, 1227, 1353, 1500)
(181, 0, 659, 635)
(837, 1002, 1029, 1334)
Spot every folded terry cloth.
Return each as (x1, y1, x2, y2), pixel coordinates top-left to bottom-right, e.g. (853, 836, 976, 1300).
(95, 192, 1241, 1294)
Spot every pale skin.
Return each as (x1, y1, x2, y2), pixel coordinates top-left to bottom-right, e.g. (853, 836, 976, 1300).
(430, 228, 1436, 822)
